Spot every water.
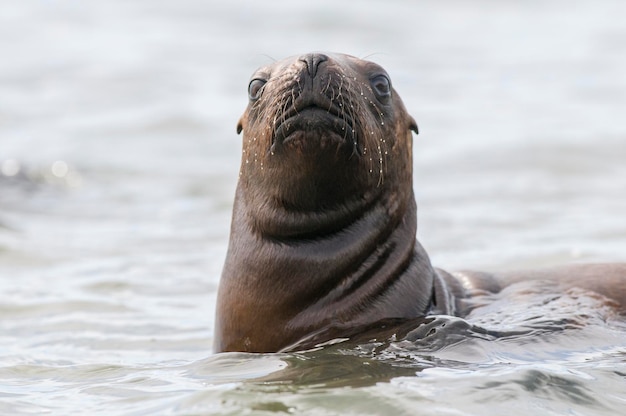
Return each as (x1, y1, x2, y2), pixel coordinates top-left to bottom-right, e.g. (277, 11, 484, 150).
(1, 0, 626, 414)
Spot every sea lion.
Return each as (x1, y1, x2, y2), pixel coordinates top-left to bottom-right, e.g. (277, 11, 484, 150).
(213, 52, 626, 353)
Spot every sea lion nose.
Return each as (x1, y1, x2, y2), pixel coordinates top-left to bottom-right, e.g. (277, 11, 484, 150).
(299, 53, 328, 78)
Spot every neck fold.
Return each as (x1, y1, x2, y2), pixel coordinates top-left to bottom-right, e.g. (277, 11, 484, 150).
(215, 186, 436, 352)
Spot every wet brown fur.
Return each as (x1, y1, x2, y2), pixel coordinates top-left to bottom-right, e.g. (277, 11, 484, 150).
(214, 53, 626, 353)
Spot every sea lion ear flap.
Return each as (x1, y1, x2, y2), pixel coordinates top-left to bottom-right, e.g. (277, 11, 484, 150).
(236, 117, 244, 135)
(409, 116, 419, 135)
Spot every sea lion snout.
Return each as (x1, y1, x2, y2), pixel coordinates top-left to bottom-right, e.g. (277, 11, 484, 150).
(271, 55, 358, 155)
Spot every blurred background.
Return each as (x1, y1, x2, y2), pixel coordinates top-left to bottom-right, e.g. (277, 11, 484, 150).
(1, 0, 625, 413)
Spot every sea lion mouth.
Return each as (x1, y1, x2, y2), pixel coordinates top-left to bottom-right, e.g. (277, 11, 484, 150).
(276, 108, 354, 142)
(272, 98, 358, 154)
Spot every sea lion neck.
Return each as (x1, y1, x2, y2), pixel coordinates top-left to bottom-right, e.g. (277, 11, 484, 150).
(240, 184, 383, 240)
(216, 190, 435, 352)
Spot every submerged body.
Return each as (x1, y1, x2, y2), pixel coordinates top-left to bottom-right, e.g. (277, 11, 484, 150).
(214, 52, 626, 353)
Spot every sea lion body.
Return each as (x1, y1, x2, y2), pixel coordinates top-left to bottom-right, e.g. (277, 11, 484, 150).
(214, 52, 626, 353)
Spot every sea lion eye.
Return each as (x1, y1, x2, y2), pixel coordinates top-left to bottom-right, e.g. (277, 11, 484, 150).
(248, 79, 267, 101)
(371, 74, 391, 100)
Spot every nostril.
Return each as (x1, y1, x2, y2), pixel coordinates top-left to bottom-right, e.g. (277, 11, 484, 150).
(299, 53, 328, 78)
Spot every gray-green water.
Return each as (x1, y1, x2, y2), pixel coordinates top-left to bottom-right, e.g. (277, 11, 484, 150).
(1, 1, 625, 414)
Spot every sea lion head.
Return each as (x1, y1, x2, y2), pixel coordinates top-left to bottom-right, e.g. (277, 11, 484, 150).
(235, 53, 419, 236)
